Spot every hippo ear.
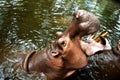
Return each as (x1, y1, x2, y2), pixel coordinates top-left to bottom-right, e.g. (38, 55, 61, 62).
(56, 31, 63, 39)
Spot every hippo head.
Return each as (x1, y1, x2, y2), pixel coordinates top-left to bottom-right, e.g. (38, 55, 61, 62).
(53, 34, 88, 69)
(22, 34, 88, 80)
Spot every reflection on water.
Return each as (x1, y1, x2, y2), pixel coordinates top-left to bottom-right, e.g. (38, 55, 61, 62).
(0, 0, 120, 80)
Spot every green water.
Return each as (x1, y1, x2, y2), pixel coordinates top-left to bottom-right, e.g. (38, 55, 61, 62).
(0, 0, 120, 80)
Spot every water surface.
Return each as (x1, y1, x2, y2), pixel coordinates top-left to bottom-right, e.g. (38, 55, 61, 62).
(0, 0, 120, 80)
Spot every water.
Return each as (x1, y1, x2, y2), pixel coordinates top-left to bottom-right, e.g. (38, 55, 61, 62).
(0, 0, 120, 80)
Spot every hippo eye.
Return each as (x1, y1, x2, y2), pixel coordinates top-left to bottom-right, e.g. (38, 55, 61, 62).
(61, 40, 66, 47)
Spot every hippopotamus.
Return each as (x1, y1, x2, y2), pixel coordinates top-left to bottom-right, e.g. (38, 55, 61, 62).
(18, 10, 120, 80)
(21, 33, 109, 80)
